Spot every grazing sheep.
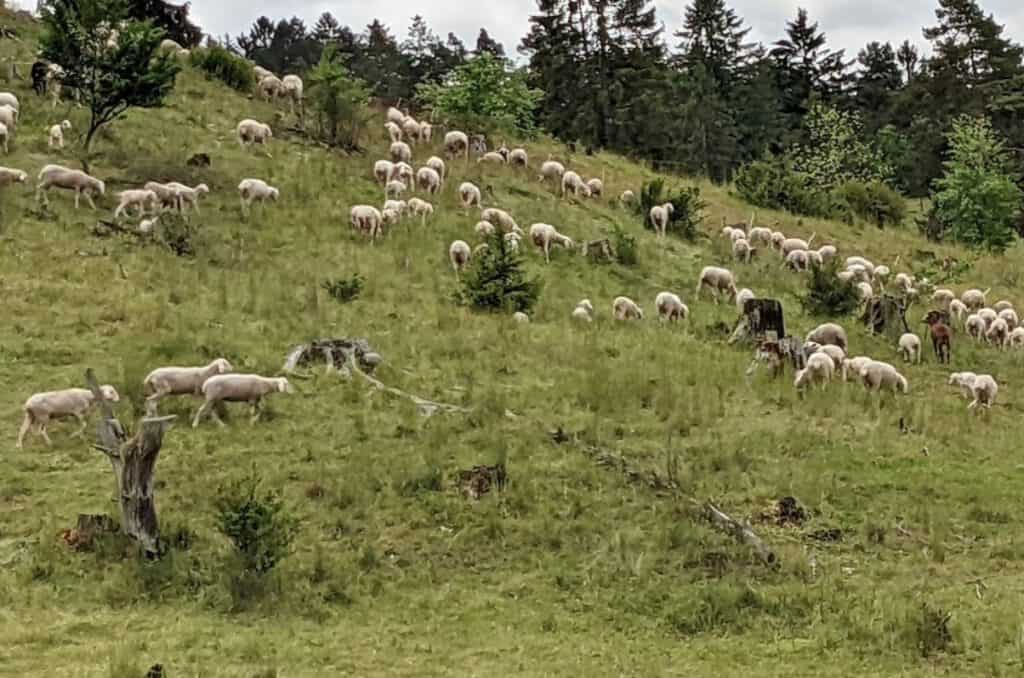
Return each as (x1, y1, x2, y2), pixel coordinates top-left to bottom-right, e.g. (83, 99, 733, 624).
(949, 299, 968, 326)
(0, 166, 27, 187)
(561, 170, 590, 198)
(504, 232, 522, 252)
(138, 216, 158, 234)
(817, 244, 838, 262)
(18, 385, 119, 448)
(998, 308, 1019, 329)
(968, 374, 998, 410)
(236, 119, 272, 148)
(0, 91, 19, 111)
(0, 122, 10, 154)
(994, 300, 1015, 313)
(770, 231, 785, 250)
(586, 178, 603, 197)
(785, 249, 809, 272)
(385, 180, 407, 200)
(806, 323, 848, 351)
(426, 156, 446, 181)
(382, 199, 407, 217)
(350, 205, 383, 240)
(923, 311, 952, 363)
(407, 197, 434, 224)
(444, 131, 470, 160)
(419, 122, 432, 143)
(846, 264, 871, 283)
(281, 74, 303, 112)
(816, 344, 846, 369)
(390, 141, 412, 163)
(475, 221, 496, 238)
(114, 189, 158, 218)
(481, 208, 519, 234)
(845, 256, 875, 273)
(238, 178, 279, 215)
(948, 372, 978, 399)
(696, 266, 738, 304)
(416, 167, 442, 195)
(373, 160, 394, 184)
(841, 356, 872, 382)
(572, 299, 595, 322)
(386, 107, 405, 126)
(1010, 327, 1024, 349)
(253, 65, 275, 82)
(512, 312, 530, 324)
(873, 266, 891, 287)
(729, 229, 747, 243)
(961, 288, 989, 310)
(733, 238, 753, 263)
(781, 236, 813, 257)
(894, 272, 914, 291)
(47, 119, 71, 149)
(401, 117, 421, 143)
(655, 292, 688, 322)
(539, 159, 566, 184)
(966, 314, 986, 341)
(529, 223, 574, 263)
(806, 250, 824, 267)
(898, 333, 921, 364)
(860, 360, 908, 395)
(192, 374, 293, 428)
(735, 288, 754, 313)
(390, 162, 415, 185)
(164, 182, 210, 214)
(932, 288, 955, 310)
(619, 189, 635, 204)
(36, 164, 105, 209)
(794, 352, 835, 391)
(459, 182, 482, 210)
(613, 296, 643, 321)
(987, 317, 1010, 348)
(256, 74, 283, 101)
(143, 358, 234, 413)
(385, 121, 402, 143)
(381, 207, 401, 227)
(509, 148, 528, 167)
(449, 240, 471, 277)
(0, 104, 17, 132)
(747, 227, 773, 246)
(978, 308, 998, 326)
(856, 282, 875, 301)
(650, 203, 675, 238)
(478, 151, 507, 165)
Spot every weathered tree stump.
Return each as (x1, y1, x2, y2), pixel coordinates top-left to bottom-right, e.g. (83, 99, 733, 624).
(584, 238, 614, 263)
(457, 464, 508, 500)
(862, 294, 910, 339)
(86, 369, 176, 557)
(729, 298, 786, 345)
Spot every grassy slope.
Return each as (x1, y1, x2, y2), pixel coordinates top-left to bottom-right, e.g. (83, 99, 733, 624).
(3, 9, 1024, 677)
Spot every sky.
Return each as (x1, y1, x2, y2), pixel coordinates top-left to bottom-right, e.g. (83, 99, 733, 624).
(181, 0, 1024, 59)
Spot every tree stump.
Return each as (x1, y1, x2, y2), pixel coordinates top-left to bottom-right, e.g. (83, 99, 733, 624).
(729, 298, 786, 345)
(584, 238, 614, 263)
(862, 295, 910, 339)
(86, 369, 176, 557)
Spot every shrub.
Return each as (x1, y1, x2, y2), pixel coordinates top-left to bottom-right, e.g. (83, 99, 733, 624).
(636, 178, 706, 240)
(190, 45, 254, 92)
(832, 180, 907, 228)
(734, 159, 827, 217)
(215, 471, 297, 576)
(321, 274, 363, 303)
(306, 47, 372, 150)
(609, 223, 638, 266)
(907, 602, 954, 657)
(454, 233, 541, 313)
(800, 262, 861, 318)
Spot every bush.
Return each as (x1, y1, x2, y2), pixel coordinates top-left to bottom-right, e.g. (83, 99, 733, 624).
(832, 181, 907, 228)
(190, 45, 254, 92)
(609, 223, 639, 266)
(800, 261, 861, 318)
(454, 233, 541, 313)
(321, 274, 363, 303)
(215, 471, 297, 576)
(636, 178, 706, 240)
(306, 47, 372, 150)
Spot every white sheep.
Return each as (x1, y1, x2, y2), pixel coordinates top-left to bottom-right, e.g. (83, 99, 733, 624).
(18, 385, 119, 448)
(613, 296, 643, 321)
(948, 372, 978, 399)
(747, 227, 772, 246)
(735, 288, 754, 313)
(572, 299, 595, 322)
(143, 358, 233, 413)
(236, 119, 272, 148)
(949, 299, 969, 326)
(806, 323, 848, 351)
(280, 74, 303, 113)
(253, 65, 275, 82)
(256, 74, 283, 101)
(770, 231, 785, 250)
(655, 292, 688, 322)
(856, 282, 875, 301)
(142, 181, 179, 211)
(998, 308, 1019, 329)
(733, 238, 753, 263)
(385, 180, 407, 200)
(539, 159, 565, 184)
(426, 156, 446, 181)
(0, 104, 17, 132)
(0, 122, 9, 154)
(385, 121, 402, 143)
(238, 178, 279, 215)
(382, 199, 407, 217)
(509, 148, 528, 167)
(561, 170, 590, 198)
(931, 288, 955, 310)
(817, 244, 838, 262)
(401, 117, 421, 144)
(529, 223, 574, 264)
(894, 272, 914, 291)
(845, 256, 875, 273)
(898, 333, 921, 364)
(138, 216, 158, 234)
(191, 374, 293, 428)
(781, 235, 814, 256)
(785, 249, 809, 272)
(390, 162, 415, 185)
(1010, 327, 1024, 349)
(841, 356, 872, 382)
(475, 221, 496, 238)
(512, 312, 530, 324)
(695, 266, 738, 304)
(390, 141, 412, 163)
(504, 232, 522, 252)
(36, 164, 105, 209)
(650, 203, 674, 238)
(407, 197, 434, 225)
(419, 122, 432, 143)
(0, 166, 28, 187)
(444, 131, 469, 160)
(794, 352, 834, 391)
(620, 189, 635, 204)
(114, 189, 158, 218)
(965, 314, 986, 341)
(478, 151, 507, 165)
(449, 240, 472, 277)
(416, 167, 441, 195)
(968, 374, 998, 410)
(47, 119, 71, 149)
(381, 207, 401, 227)
(386, 107, 406, 126)
(729, 229, 747, 243)
(978, 308, 998, 326)
(350, 205, 383, 241)
(165, 182, 210, 214)
(816, 344, 847, 369)
(0, 91, 19, 111)
(961, 288, 989, 310)
(994, 300, 1015, 313)
(373, 160, 394, 184)
(586, 178, 603, 197)
(459, 182, 482, 210)
(987, 317, 1010, 348)
(860, 360, 908, 395)
(481, 208, 519, 234)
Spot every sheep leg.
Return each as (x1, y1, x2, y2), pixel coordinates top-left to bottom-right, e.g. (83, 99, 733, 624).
(72, 413, 88, 438)
(39, 424, 53, 446)
(191, 400, 212, 428)
(74, 189, 81, 210)
(16, 413, 32, 448)
(249, 398, 262, 424)
(85, 192, 97, 210)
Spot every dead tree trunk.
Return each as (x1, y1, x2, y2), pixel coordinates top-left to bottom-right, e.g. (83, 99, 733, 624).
(86, 369, 175, 557)
(862, 295, 910, 340)
(729, 298, 786, 345)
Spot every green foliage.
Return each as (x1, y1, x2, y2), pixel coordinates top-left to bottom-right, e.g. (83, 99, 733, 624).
(306, 47, 372, 150)
(831, 181, 907, 227)
(190, 45, 255, 92)
(789, 102, 893, 189)
(321, 273, 364, 303)
(215, 471, 297, 576)
(907, 602, 954, 658)
(417, 53, 542, 134)
(455, 232, 541, 313)
(40, 0, 180, 150)
(636, 179, 706, 240)
(609, 223, 639, 266)
(800, 261, 862, 317)
(931, 116, 1022, 253)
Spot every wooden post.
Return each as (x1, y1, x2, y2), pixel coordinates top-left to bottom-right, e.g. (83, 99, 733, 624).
(85, 369, 175, 557)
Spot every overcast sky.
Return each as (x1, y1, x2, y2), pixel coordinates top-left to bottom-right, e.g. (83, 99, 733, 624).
(184, 0, 1024, 58)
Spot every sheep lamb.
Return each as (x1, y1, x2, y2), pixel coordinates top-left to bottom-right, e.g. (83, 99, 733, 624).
(143, 358, 233, 413)
(192, 374, 293, 428)
(18, 385, 120, 448)
(37, 164, 105, 209)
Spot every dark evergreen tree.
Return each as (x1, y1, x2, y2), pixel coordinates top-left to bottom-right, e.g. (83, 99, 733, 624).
(770, 8, 849, 122)
(127, 0, 201, 47)
(474, 28, 505, 58)
(854, 42, 902, 132)
(896, 40, 919, 83)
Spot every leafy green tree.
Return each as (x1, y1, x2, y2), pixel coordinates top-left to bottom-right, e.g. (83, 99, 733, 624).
(932, 115, 1022, 252)
(789, 102, 892, 189)
(418, 53, 542, 133)
(40, 0, 179, 152)
(306, 47, 371, 150)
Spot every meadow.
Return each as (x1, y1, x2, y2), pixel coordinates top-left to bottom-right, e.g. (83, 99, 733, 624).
(3, 8, 1024, 676)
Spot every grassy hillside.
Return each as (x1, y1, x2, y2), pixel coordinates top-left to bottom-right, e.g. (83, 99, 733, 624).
(4, 9, 1024, 677)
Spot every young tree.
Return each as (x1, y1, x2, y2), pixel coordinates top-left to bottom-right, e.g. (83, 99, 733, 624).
(789, 102, 893, 189)
(40, 0, 179, 152)
(306, 47, 371, 150)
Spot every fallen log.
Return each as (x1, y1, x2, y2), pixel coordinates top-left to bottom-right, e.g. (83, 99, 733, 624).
(348, 354, 468, 417)
(704, 502, 777, 565)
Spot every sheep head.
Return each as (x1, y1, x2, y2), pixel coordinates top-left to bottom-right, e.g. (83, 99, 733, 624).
(99, 385, 121, 402)
(195, 184, 210, 195)
(276, 378, 293, 394)
(61, 119, 71, 130)
(213, 358, 233, 374)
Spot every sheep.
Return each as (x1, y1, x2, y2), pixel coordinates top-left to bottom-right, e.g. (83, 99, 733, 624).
(164, 182, 210, 214)
(191, 374, 293, 428)
(0, 91, 19, 111)
(481, 208, 519, 234)
(253, 65, 275, 82)
(817, 344, 847, 369)
(785, 249, 809, 272)
(449, 240, 471, 277)
(372, 160, 394, 185)
(159, 38, 185, 55)
(806, 250, 824, 268)
(923, 310, 952, 363)
(747, 227, 773, 246)
(994, 300, 1015, 313)
(478, 151, 507, 165)
(539, 159, 565, 184)
(860, 360, 908, 395)
(735, 288, 754, 313)
(932, 289, 955, 310)
(390, 162, 415, 185)
(512, 312, 530, 324)
(873, 266, 891, 287)
(350, 205, 383, 241)
(781, 236, 814, 257)
(561, 170, 590, 198)
(0, 122, 9, 154)
(733, 238, 753, 263)
(856, 282, 875, 301)
(416, 167, 441, 195)
(948, 372, 979, 399)
(236, 119, 272, 148)
(386, 107, 406, 126)
(382, 199, 407, 217)
(509, 148, 528, 167)
(1010, 327, 1024, 349)
(845, 256, 875, 273)
(806, 323, 848, 351)
(529, 223, 574, 264)
(385, 180, 407, 200)
(650, 203, 674, 238)
(898, 333, 921, 364)
(48, 119, 71, 149)
(459, 182, 482, 210)
(695, 266, 738, 304)
(256, 74, 283, 101)
(0, 103, 17, 131)
(961, 288, 989, 310)
(572, 299, 595, 322)
(613, 296, 644, 321)
(817, 244, 838, 262)
(619, 189, 635, 204)
(978, 308, 998, 327)
(475, 221, 496, 238)
(390, 141, 412, 163)
(407, 197, 434, 225)
(114, 189, 158, 218)
(0, 166, 27, 187)
(401, 117, 421, 144)
(381, 207, 402, 227)
(841, 356, 872, 382)
(770, 231, 785, 250)
(986, 317, 1010, 348)
(586, 178, 603, 197)
(794, 352, 834, 391)
(143, 358, 234, 414)
(967, 374, 998, 410)
(419, 122, 432, 143)
(45, 64, 64, 109)
(949, 299, 968, 327)
(894, 272, 914, 292)
(504, 232, 522, 252)
(385, 121, 402, 143)
(17, 385, 119, 448)
(281, 75, 303, 113)
(36, 164, 105, 209)
(138, 216, 158, 234)
(238, 178, 279, 215)
(965, 314, 986, 341)
(426, 156, 446, 181)
(444, 130, 470, 160)
(999, 308, 1019, 329)
(655, 292, 688, 322)
(143, 181, 179, 210)
(846, 264, 871, 284)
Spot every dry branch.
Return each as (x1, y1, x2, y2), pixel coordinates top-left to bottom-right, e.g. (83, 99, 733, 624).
(704, 502, 777, 566)
(348, 355, 468, 417)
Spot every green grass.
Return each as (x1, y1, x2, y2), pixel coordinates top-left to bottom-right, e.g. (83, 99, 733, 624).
(4, 8, 1024, 677)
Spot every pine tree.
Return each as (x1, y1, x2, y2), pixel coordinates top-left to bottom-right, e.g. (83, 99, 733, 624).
(854, 42, 902, 131)
(896, 40, 918, 83)
(312, 12, 342, 42)
(474, 28, 505, 58)
(770, 8, 849, 121)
